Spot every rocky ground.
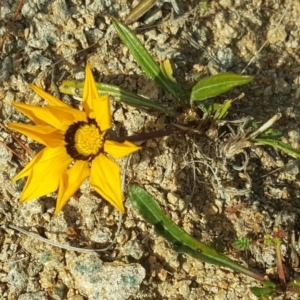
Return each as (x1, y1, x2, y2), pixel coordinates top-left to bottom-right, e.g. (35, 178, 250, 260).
(1, 0, 300, 299)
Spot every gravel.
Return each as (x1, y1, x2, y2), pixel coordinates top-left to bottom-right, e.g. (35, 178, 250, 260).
(1, 0, 300, 299)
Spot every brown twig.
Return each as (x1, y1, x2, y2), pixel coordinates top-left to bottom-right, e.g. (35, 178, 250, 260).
(108, 126, 183, 143)
(0, 122, 34, 158)
(0, 140, 26, 163)
(0, 0, 23, 50)
(273, 227, 287, 287)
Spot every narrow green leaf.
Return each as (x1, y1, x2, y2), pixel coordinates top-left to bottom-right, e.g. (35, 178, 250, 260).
(253, 138, 300, 159)
(191, 73, 253, 102)
(250, 287, 274, 297)
(250, 281, 277, 297)
(197, 102, 220, 115)
(113, 18, 185, 101)
(125, 0, 157, 24)
(59, 79, 175, 115)
(215, 99, 232, 120)
(128, 184, 265, 282)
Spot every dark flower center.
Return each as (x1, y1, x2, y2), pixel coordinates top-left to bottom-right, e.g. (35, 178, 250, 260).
(65, 118, 105, 160)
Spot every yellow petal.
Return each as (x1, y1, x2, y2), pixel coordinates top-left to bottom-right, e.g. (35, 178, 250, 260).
(13, 147, 48, 181)
(104, 140, 141, 159)
(55, 160, 89, 215)
(12, 102, 48, 126)
(45, 105, 87, 125)
(17, 147, 72, 201)
(90, 94, 111, 131)
(90, 154, 124, 213)
(30, 84, 70, 108)
(12, 103, 69, 131)
(82, 65, 99, 115)
(81, 65, 111, 130)
(8, 123, 65, 147)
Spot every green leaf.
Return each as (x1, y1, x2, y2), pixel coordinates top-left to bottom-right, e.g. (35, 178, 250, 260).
(113, 18, 185, 102)
(128, 184, 265, 282)
(197, 102, 220, 115)
(253, 138, 300, 159)
(215, 99, 232, 120)
(196, 99, 232, 118)
(250, 281, 277, 297)
(191, 73, 253, 102)
(59, 79, 175, 115)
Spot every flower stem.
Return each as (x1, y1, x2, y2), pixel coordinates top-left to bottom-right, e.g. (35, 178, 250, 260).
(108, 127, 183, 143)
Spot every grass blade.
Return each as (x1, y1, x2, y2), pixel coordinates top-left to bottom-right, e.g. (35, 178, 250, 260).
(59, 79, 175, 115)
(113, 18, 185, 102)
(253, 138, 300, 159)
(128, 184, 265, 281)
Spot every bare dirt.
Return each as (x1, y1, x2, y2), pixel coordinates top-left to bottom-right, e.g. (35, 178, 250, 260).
(1, 0, 300, 299)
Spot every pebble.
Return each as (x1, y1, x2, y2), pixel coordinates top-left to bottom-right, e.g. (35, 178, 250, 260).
(66, 254, 145, 299)
(274, 78, 291, 94)
(267, 26, 287, 44)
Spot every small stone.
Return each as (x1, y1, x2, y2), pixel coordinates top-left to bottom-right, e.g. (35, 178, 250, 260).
(0, 57, 13, 82)
(262, 248, 276, 267)
(267, 26, 287, 44)
(288, 129, 300, 149)
(18, 291, 47, 300)
(90, 229, 110, 243)
(217, 47, 234, 69)
(167, 192, 179, 205)
(67, 254, 145, 299)
(123, 240, 143, 260)
(7, 264, 28, 294)
(286, 161, 299, 176)
(274, 78, 291, 94)
(157, 268, 168, 281)
(21, 2, 38, 19)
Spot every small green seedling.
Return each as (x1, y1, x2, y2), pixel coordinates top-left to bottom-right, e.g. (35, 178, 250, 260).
(233, 237, 252, 251)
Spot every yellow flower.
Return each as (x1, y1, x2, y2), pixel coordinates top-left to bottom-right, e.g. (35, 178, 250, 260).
(8, 65, 141, 215)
